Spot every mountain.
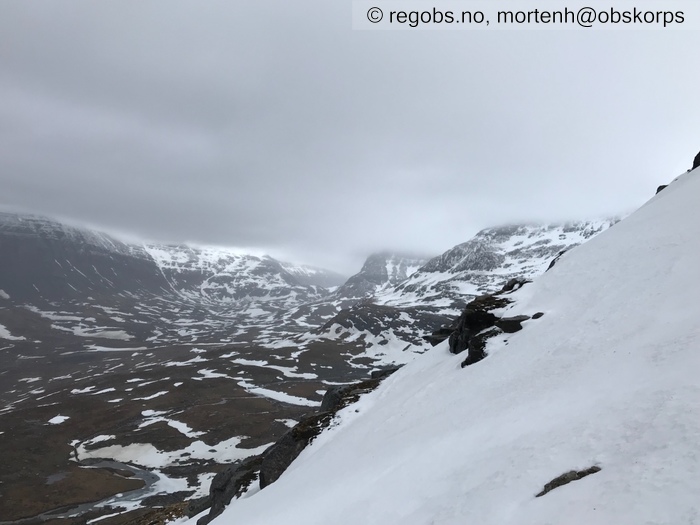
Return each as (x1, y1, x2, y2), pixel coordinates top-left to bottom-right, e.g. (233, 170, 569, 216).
(307, 220, 618, 361)
(333, 252, 431, 301)
(0, 210, 623, 523)
(196, 170, 700, 524)
(377, 220, 619, 313)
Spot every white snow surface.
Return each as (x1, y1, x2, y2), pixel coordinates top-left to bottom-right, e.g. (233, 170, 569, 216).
(0, 322, 25, 341)
(202, 170, 700, 525)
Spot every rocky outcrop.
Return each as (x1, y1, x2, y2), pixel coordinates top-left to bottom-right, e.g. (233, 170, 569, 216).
(447, 279, 528, 358)
(693, 150, 700, 171)
(426, 277, 547, 368)
(535, 466, 601, 497)
(196, 456, 263, 524)
(196, 370, 397, 525)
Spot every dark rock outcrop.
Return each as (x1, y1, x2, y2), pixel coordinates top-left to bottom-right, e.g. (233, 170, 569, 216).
(461, 327, 501, 367)
(495, 315, 530, 333)
(532, 312, 545, 319)
(259, 412, 334, 489)
(693, 150, 700, 171)
(546, 250, 567, 271)
(535, 466, 601, 497)
(199, 371, 395, 523)
(423, 326, 454, 346)
(197, 455, 263, 524)
(656, 184, 668, 194)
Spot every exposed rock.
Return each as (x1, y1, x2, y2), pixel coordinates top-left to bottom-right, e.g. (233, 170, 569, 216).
(535, 466, 601, 497)
(448, 293, 510, 355)
(656, 184, 668, 194)
(186, 496, 211, 518)
(423, 327, 454, 346)
(461, 328, 501, 367)
(370, 366, 401, 380)
(500, 277, 528, 293)
(495, 315, 530, 333)
(198, 455, 263, 525)
(693, 150, 700, 170)
(546, 250, 567, 271)
(532, 312, 545, 319)
(319, 377, 382, 413)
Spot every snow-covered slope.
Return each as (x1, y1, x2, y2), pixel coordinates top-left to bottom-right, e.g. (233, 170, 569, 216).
(202, 169, 699, 524)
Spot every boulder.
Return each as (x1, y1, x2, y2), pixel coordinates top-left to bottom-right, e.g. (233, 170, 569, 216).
(656, 184, 668, 194)
(495, 315, 530, 333)
(693, 150, 700, 170)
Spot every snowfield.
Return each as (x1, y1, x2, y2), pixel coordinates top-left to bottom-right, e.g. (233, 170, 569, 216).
(198, 169, 700, 524)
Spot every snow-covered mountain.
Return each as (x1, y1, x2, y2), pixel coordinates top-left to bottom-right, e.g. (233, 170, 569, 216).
(378, 220, 619, 312)
(333, 252, 431, 302)
(307, 220, 618, 361)
(0, 210, 626, 523)
(195, 169, 700, 524)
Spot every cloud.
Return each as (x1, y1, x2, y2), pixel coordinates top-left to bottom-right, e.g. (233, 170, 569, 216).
(1, 1, 699, 273)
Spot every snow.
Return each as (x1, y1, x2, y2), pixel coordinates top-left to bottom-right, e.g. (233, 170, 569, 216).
(201, 169, 700, 525)
(48, 415, 70, 425)
(78, 436, 271, 469)
(0, 289, 9, 299)
(0, 322, 26, 341)
(236, 378, 321, 407)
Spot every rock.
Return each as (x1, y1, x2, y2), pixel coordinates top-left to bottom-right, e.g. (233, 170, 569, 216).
(198, 455, 263, 525)
(535, 466, 601, 497)
(500, 277, 529, 293)
(370, 366, 401, 380)
(546, 250, 567, 271)
(656, 184, 668, 194)
(423, 327, 454, 346)
(448, 308, 499, 354)
(320, 377, 382, 413)
(532, 312, 545, 319)
(261, 373, 392, 490)
(693, 150, 700, 170)
(495, 315, 530, 333)
(461, 327, 501, 367)
(186, 496, 211, 518)
(259, 412, 334, 488)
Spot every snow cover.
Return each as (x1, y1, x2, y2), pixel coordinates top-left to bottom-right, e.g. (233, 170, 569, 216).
(48, 415, 70, 425)
(200, 169, 700, 525)
(0, 322, 26, 341)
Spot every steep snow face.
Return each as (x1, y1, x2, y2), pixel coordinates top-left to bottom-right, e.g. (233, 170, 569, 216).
(377, 220, 618, 312)
(204, 171, 700, 524)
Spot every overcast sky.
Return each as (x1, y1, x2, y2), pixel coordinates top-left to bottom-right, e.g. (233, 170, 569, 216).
(1, 1, 699, 274)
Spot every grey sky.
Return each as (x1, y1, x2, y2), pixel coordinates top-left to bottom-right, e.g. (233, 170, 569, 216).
(1, 1, 699, 273)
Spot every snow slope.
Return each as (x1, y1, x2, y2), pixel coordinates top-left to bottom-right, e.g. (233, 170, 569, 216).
(202, 169, 700, 524)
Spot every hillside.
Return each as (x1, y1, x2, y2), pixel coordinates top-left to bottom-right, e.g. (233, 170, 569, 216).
(199, 168, 700, 524)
